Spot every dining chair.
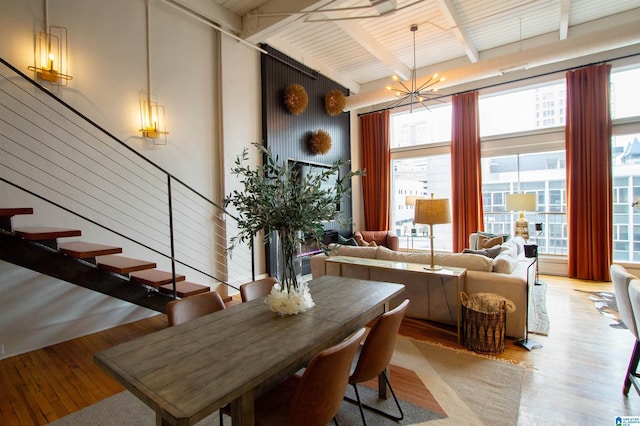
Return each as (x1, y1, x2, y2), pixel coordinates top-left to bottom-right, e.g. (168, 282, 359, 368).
(166, 291, 225, 327)
(239, 276, 278, 302)
(346, 299, 410, 425)
(221, 327, 366, 426)
(611, 264, 640, 395)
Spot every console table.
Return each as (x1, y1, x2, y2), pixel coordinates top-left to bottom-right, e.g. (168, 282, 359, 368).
(325, 255, 466, 343)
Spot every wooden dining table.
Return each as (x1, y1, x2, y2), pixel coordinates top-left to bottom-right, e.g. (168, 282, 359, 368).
(94, 275, 405, 426)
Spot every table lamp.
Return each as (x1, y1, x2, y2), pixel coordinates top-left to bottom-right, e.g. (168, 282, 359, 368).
(414, 194, 451, 270)
(405, 195, 426, 235)
(505, 193, 537, 240)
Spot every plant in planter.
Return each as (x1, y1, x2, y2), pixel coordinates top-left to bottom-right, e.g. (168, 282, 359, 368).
(224, 143, 363, 314)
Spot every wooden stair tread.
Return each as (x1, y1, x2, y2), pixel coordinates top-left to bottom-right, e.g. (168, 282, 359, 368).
(0, 208, 34, 216)
(58, 241, 122, 258)
(130, 269, 186, 288)
(159, 281, 210, 298)
(14, 227, 82, 240)
(97, 255, 157, 274)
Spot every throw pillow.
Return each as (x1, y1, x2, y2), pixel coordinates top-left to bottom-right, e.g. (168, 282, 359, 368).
(462, 245, 502, 259)
(478, 231, 510, 242)
(357, 239, 377, 247)
(338, 235, 358, 246)
(477, 234, 503, 249)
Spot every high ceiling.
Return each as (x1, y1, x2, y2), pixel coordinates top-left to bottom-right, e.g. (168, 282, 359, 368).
(172, 0, 640, 111)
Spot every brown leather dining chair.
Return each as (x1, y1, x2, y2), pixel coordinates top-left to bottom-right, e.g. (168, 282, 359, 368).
(166, 291, 225, 327)
(346, 299, 410, 425)
(221, 327, 366, 426)
(239, 276, 278, 302)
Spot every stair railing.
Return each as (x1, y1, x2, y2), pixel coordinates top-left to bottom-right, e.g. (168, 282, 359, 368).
(0, 57, 254, 297)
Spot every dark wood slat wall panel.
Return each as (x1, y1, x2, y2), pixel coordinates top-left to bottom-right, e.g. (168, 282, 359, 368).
(261, 45, 353, 276)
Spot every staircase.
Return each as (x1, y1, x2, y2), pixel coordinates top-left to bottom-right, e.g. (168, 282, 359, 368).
(0, 207, 224, 314)
(0, 58, 254, 319)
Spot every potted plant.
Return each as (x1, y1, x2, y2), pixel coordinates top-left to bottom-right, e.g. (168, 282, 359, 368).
(224, 143, 363, 314)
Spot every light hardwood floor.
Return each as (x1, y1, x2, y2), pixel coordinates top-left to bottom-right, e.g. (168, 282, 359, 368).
(1, 275, 638, 425)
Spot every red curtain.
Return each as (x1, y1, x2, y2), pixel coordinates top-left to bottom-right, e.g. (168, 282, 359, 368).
(566, 64, 612, 281)
(450, 91, 484, 252)
(359, 111, 391, 231)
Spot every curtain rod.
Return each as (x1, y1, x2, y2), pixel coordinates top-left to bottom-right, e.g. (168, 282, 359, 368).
(358, 51, 640, 117)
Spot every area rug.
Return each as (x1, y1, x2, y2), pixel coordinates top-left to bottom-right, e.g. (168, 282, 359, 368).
(529, 280, 550, 335)
(49, 338, 524, 426)
(576, 289, 626, 329)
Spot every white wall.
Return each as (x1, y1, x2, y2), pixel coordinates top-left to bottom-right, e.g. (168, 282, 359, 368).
(0, 0, 261, 359)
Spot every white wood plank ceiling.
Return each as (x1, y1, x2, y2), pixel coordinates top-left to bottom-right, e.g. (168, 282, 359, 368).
(172, 0, 640, 110)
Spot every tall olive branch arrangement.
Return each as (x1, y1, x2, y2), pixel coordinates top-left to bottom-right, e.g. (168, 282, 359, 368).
(224, 143, 364, 290)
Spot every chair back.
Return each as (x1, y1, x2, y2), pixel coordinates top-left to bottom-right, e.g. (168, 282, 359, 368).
(166, 291, 225, 327)
(611, 264, 639, 338)
(350, 299, 410, 384)
(286, 327, 365, 426)
(240, 277, 277, 302)
(629, 279, 640, 336)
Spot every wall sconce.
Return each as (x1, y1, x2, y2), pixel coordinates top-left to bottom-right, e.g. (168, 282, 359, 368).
(27, 26, 73, 92)
(139, 90, 168, 145)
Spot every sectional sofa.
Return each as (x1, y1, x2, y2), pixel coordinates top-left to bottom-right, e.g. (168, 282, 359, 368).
(310, 234, 536, 338)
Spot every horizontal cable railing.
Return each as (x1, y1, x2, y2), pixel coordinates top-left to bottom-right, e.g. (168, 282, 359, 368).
(0, 58, 253, 294)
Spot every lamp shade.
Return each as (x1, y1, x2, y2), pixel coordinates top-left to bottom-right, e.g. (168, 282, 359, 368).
(505, 193, 537, 212)
(414, 198, 451, 225)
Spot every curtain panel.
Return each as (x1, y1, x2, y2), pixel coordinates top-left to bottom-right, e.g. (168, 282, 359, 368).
(450, 91, 484, 252)
(359, 111, 391, 231)
(566, 64, 612, 281)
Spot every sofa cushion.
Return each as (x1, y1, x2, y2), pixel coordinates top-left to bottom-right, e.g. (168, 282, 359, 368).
(462, 246, 502, 258)
(493, 254, 519, 274)
(469, 232, 512, 250)
(477, 234, 503, 249)
(329, 245, 378, 258)
(493, 241, 520, 273)
(434, 253, 494, 272)
(376, 246, 431, 264)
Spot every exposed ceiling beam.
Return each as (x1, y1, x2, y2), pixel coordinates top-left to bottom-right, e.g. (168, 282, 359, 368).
(559, 0, 571, 40)
(241, 0, 334, 43)
(435, 0, 479, 63)
(171, 0, 242, 33)
(330, 17, 412, 80)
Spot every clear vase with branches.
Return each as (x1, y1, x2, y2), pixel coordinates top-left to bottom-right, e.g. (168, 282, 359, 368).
(224, 143, 363, 313)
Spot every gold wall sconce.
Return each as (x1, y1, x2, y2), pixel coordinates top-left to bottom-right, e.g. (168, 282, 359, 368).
(139, 90, 168, 145)
(28, 26, 73, 92)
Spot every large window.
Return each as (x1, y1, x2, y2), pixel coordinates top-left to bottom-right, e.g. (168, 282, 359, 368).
(390, 155, 452, 251)
(479, 82, 566, 136)
(481, 152, 567, 255)
(388, 62, 640, 263)
(612, 133, 640, 262)
(390, 105, 452, 148)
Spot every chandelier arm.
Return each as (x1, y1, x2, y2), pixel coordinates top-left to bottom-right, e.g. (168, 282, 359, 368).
(394, 79, 413, 94)
(418, 99, 432, 112)
(416, 78, 437, 93)
(386, 96, 411, 110)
